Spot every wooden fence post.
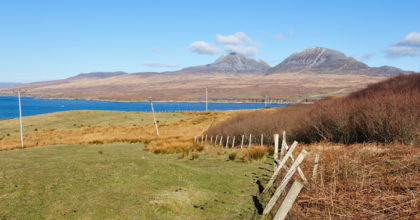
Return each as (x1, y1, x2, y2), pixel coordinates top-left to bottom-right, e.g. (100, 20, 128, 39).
(273, 180, 305, 220)
(231, 136, 235, 148)
(248, 134, 252, 148)
(201, 135, 204, 145)
(280, 131, 286, 161)
(261, 133, 263, 146)
(205, 135, 207, 143)
(241, 135, 244, 149)
(219, 136, 223, 146)
(225, 136, 229, 148)
(215, 135, 218, 145)
(263, 150, 308, 216)
(210, 136, 213, 144)
(274, 133, 279, 170)
(263, 141, 298, 193)
(312, 154, 319, 180)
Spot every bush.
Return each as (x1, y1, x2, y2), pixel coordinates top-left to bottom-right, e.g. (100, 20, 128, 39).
(241, 146, 267, 162)
(191, 152, 199, 160)
(206, 74, 420, 145)
(228, 151, 237, 160)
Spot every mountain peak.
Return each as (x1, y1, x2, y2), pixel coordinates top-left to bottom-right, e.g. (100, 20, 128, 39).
(182, 53, 270, 73)
(266, 46, 369, 74)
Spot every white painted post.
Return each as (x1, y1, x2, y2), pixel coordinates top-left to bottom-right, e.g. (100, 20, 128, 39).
(263, 150, 308, 216)
(248, 134, 252, 148)
(312, 154, 319, 180)
(215, 135, 218, 145)
(273, 180, 305, 220)
(194, 136, 197, 143)
(241, 134, 244, 149)
(263, 141, 298, 192)
(149, 97, 159, 136)
(18, 91, 24, 149)
(231, 136, 235, 148)
(219, 136, 223, 146)
(274, 133, 279, 169)
(225, 136, 229, 148)
(205, 135, 207, 143)
(210, 136, 213, 144)
(261, 133, 264, 146)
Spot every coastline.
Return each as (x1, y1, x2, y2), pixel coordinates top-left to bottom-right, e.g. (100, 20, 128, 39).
(0, 94, 297, 104)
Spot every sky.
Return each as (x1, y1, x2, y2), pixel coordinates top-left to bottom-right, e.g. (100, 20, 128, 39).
(1, 0, 419, 82)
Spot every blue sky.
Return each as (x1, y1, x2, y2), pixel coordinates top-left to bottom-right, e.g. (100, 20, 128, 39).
(1, 0, 419, 82)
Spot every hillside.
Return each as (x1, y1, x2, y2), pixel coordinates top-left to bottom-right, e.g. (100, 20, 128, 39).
(266, 47, 409, 75)
(0, 47, 410, 101)
(181, 52, 270, 73)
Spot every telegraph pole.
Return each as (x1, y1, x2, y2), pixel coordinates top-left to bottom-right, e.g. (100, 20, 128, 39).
(205, 87, 208, 112)
(149, 97, 159, 136)
(18, 90, 24, 149)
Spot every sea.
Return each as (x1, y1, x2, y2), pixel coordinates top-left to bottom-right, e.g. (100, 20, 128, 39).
(0, 96, 286, 119)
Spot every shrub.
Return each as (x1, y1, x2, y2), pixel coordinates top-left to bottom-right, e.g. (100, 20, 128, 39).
(228, 151, 237, 160)
(98, 150, 103, 154)
(207, 74, 420, 145)
(191, 152, 199, 160)
(241, 146, 267, 162)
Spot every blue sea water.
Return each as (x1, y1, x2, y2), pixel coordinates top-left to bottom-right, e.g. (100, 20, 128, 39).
(0, 96, 286, 119)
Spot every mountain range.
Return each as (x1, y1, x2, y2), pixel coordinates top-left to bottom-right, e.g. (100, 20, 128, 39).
(0, 47, 413, 101)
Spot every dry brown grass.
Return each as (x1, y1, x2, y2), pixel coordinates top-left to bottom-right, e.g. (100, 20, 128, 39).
(241, 145, 268, 162)
(262, 142, 420, 219)
(0, 110, 238, 152)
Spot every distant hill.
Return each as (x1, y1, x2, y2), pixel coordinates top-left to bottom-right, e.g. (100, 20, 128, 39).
(0, 47, 412, 101)
(266, 47, 409, 75)
(181, 52, 270, 73)
(0, 82, 21, 89)
(68, 71, 128, 79)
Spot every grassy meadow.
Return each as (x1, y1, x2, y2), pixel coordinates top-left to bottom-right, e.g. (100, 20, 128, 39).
(0, 142, 269, 219)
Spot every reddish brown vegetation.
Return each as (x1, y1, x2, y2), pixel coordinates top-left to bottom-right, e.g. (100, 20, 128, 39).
(207, 74, 420, 145)
(279, 143, 420, 219)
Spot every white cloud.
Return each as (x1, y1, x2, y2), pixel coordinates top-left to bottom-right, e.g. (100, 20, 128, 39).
(143, 62, 179, 68)
(386, 32, 420, 58)
(224, 45, 260, 57)
(216, 34, 242, 45)
(187, 41, 220, 55)
(394, 32, 420, 46)
(216, 32, 261, 46)
(188, 32, 261, 57)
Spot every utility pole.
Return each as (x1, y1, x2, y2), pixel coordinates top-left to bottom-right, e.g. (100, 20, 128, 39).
(149, 97, 159, 136)
(264, 95, 268, 108)
(205, 87, 208, 112)
(18, 90, 24, 149)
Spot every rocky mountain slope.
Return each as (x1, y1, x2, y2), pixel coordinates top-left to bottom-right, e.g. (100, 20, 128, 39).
(182, 52, 270, 73)
(266, 47, 408, 75)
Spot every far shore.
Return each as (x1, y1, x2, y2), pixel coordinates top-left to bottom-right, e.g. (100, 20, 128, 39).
(0, 94, 298, 104)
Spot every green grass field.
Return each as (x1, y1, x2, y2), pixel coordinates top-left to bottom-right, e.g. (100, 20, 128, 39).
(0, 142, 270, 219)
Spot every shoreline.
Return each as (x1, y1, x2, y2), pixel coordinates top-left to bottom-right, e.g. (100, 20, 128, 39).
(0, 94, 297, 104)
